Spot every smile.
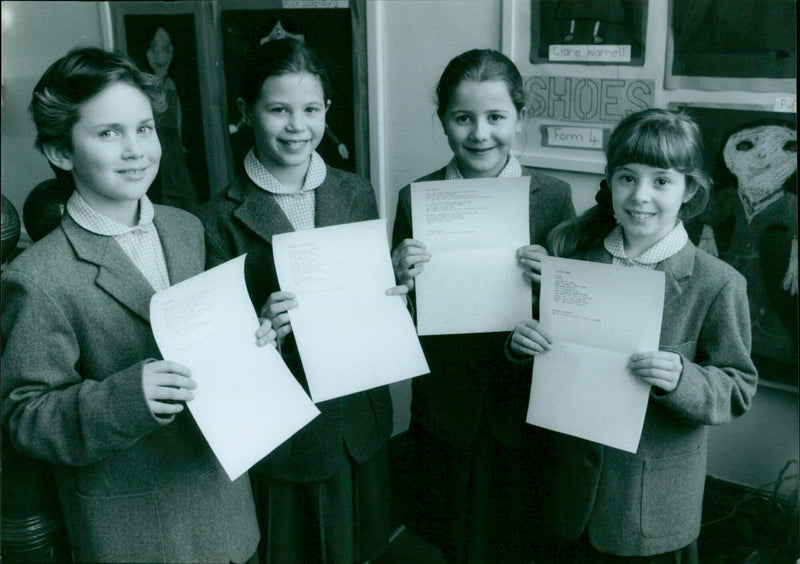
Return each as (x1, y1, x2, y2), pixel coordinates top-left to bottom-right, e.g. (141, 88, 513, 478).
(626, 210, 656, 222)
(465, 146, 495, 154)
(280, 139, 310, 149)
(117, 167, 148, 178)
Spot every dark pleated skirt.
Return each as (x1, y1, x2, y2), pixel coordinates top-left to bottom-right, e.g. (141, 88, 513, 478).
(251, 446, 391, 564)
(546, 533, 699, 564)
(402, 423, 550, 563)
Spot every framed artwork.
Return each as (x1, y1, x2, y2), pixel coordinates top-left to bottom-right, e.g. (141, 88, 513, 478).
(674, 103, 798, 388)
(665, 0, 796, 92)
(530, 0, 648, 66)
(218, 0, 367, 179)
(110, 1, 218, 206)
(109, 0, 368, 197)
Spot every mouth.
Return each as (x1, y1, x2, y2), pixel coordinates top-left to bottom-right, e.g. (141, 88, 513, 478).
(749, 164, 771, 174)
(117, 167, 149, 179)
(279, 139, 311, 150)
(465, 146, 495, 155)
(625, 210, 657, 222)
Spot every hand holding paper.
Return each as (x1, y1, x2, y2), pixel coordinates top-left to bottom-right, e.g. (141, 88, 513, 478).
(272, 219, 429, 403)
(410, 177, 531, 335)
(150, 255, 320, 481)
(526, 256, 665, 453)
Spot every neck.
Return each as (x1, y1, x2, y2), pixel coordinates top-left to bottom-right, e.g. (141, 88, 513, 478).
(78, 190, 140, 227)
(259, 155, 309, 192)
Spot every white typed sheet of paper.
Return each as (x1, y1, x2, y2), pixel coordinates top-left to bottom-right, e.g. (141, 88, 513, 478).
(410, 177, 531, 335)
(527, 256, 665, 453)
(272, 219, 430, 403)
(150, 254, 320, 481)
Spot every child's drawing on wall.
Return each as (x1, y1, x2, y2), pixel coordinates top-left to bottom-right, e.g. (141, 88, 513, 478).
(691, 119, 798, 384)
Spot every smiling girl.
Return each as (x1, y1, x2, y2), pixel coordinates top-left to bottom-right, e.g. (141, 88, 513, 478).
(510, 108, 758, 562)
(390, 49, 575, 562)
(198, 38, 393, 563)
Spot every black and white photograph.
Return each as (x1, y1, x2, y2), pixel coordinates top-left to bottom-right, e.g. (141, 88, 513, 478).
(1, 2, 797, 563)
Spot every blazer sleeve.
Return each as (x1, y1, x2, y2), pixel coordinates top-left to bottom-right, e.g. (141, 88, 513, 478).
(1, 270, 165, 467)
(655, 271, 757, 425)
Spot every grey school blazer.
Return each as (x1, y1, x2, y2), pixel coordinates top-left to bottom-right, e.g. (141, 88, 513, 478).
(549, 241, 758, 556)
(197, 168, 393, 482)
(1, 206, 259, 563)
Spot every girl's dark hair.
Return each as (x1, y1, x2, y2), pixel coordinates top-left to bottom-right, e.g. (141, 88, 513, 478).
(435, 49, 525, 121)
(549, 108, 711, 258)
(29, 47, 165, 181)
(238, 38, 331, 109)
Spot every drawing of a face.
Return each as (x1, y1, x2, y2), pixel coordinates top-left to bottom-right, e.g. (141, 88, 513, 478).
(723, 124, 797, 209)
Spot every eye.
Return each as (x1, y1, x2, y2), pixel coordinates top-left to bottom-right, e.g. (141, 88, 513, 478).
(735, 140, 754, 151)
(783, 140, 797, 152)
(138, 124, 154, 135)
(454, 115, 472, 124)
(654, 177, 671, 187)
(98, 129, 119, 139)
(488, 113, 505, 123)
(616, 174, 635, 183)
(305, 106, 321, 114)
(269, 107, 289, 114)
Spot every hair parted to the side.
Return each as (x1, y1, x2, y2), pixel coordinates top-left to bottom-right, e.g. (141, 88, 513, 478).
(548, 108, 711, 258)
(238, 37, 331, 111)
(29, 47, 165, 182)
(435, 49, 526, 121)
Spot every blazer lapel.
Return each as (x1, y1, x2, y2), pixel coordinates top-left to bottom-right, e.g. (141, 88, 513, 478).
(231, 176, 294, 243)
(658, 241, 696, 300)
(62, 216, 154, 322)
(153, 211, 204, 285)
(315, 170, 348, 228)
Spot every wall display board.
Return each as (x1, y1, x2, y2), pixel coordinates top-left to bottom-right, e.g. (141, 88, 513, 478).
(108, 0, 368, 196)
(674, 103, 797, 388)
(501, 0, 796, 176)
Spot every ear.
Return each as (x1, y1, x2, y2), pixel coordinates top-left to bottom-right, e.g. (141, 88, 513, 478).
(683, 183, 699, 204)
(42, 143, 74, 173)
(515, 106, 528, 134)
(236, 98, 251, 126)
(325, 99, 331, 112)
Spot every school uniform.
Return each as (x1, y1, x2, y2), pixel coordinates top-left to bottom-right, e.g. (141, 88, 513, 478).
(538, 225, 758, 561)
(391, 156, 575, 562)
(197, 151, 392, 563)
(1, 196, 260, 563)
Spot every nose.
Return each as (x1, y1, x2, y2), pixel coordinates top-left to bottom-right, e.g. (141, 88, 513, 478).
(631, 179, 652, 202)
(121, 132, 143, 159)
(286, 111, 305, 132)
(470, 117, 490, 141)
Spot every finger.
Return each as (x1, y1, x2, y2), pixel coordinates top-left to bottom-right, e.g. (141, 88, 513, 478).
(512, 330, 551, 353)
(386, 285, 409, 296)
(150, 384, 196, 402)
(149, 401, 185, 416)
(154, 373, 198, 390)
(147, 360, 192, 377)
(523, 271, 542, 284)
(265, 300, 299, 317)
(399, 239, 427, 251)
(519, 323, 554, 345)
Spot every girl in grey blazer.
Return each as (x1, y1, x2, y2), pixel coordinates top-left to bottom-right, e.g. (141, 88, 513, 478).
(510, 109, 757, 562)
(2, 48, 260, 563)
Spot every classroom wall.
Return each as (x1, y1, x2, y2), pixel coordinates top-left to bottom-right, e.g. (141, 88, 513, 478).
(1, 1, 106, 237)
(0, 0, 796, 493)
(367, 0, 799, 492)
